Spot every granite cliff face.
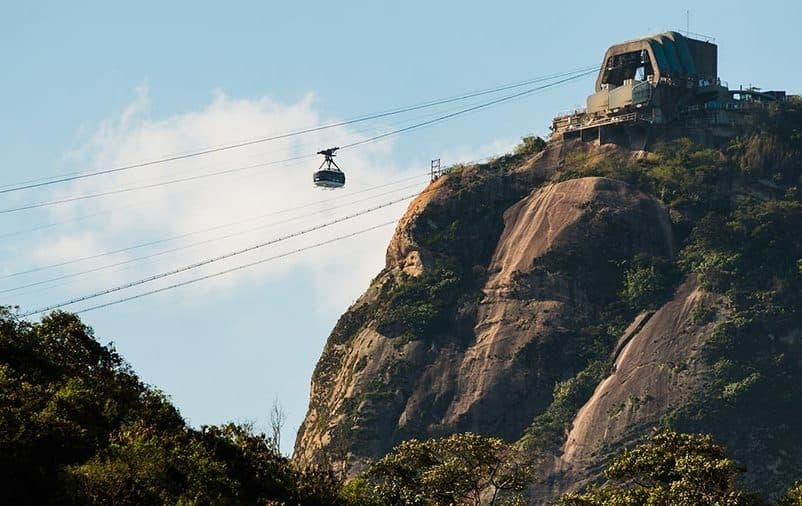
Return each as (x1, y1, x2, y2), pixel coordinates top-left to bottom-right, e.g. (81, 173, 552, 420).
(294, 131, 802, 501)
(294, 142, 564, 469)
(295, 141, 672, 467)
(531, 275, 729, 501)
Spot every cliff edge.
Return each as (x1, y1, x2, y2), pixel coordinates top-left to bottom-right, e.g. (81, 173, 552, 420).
(295, 113, 802, 501)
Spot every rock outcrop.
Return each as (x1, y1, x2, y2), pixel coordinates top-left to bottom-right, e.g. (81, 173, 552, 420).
(293, 107, 802, 503)
(294, 140, 676, 477)
(431, 177, 673, 440)
(533, 275, 728, 500)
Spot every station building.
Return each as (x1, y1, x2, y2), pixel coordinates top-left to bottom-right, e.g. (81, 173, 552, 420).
(552, 31, 792, 146)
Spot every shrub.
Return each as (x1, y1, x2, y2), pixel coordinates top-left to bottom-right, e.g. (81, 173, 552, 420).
(620, 254, 678, 311)
(514, 135, 547, 156)
(520, 360, 611, 454)
(375, 268, 461, 339)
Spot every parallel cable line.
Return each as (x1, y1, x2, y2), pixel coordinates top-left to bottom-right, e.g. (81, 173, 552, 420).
(3, 180, 427, 295)
(0, 69, 595, 215)
(73, 221, 396, 314)
(0, 103, 448, 216)
(340, 69, 597, 151)
(0, 100, 475, 235)
(20, 194, 417, 316)
(0, 65, 595, 194)
(0, 198, 147, 239)
(0, 155, 312, 215)
(0, 119, 428, 239)
(18, 151, 507, 315)
(0, 172, 429, 280)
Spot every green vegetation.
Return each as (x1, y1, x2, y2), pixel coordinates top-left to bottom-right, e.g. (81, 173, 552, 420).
(516, 187, 678, 456)
(513, 135, 547, 156)
(558, 136, 731, 220)
(327, 100, 802, 501)
(376, 267, 462, 340)
(372, 159, 525, 346)
(520, 360, 611, 454)
(0, 313, 542, 505)
(621, 253, 679, 311)
(662, 106, 802, 497)
(328, 299, 377, 346)
(348, 430, 802, 505)
(3, 307, 543, 505)
(679, 198, 802, 310)
(558, 430, 769, 505)
(0, 308, 353, 505)
(6, 101, 802, 503)
(349, 430, 802, 505)
(362, 432, 534, 505)
(778, 482, 802, 506)
(552, 100, 802, 497)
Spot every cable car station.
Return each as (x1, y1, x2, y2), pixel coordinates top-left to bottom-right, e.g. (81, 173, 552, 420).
(551, 31, 792, 147)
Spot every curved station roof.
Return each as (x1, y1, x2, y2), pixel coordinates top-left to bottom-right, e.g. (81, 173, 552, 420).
(595, 31, 717, 92)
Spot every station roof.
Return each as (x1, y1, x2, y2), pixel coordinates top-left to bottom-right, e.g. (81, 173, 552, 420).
(596, 31, 717, 92)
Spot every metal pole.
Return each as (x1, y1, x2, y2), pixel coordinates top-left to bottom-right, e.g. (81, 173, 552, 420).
(686, 10, 690, 36)
(430, 159, 441, 181)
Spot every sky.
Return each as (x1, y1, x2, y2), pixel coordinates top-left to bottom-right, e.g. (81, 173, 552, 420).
(1, 1, 800, 455)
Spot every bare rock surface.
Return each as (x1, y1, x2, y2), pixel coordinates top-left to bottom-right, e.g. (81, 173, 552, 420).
(434, 177, 673, 439)
(532, 275, 728, 501)
(294, 160, 674, 475)
(292, 132, 802, 503)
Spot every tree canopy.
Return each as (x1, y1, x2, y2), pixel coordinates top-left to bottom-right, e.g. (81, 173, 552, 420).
(363, 432, 534, 505)
(0, 308, 343, 505)
(558, 430, 768, 506)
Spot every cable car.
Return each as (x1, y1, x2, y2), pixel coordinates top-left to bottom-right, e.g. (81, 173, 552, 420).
(314, 147, 345, 189)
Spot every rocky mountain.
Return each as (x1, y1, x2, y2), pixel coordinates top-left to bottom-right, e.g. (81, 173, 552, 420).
(294, 101, 802, 502)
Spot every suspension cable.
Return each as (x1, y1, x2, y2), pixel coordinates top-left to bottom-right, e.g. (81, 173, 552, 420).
(20, 193, 418, 316)
(0, 66, 595, 194)
(0, 172, 429, 280)
(3, 180, 427, 294)
(72, 221, 397, 315)
(0, 69, 594, 215)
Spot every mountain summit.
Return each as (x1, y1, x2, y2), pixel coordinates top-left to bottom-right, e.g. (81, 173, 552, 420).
(295, 32, 802, 502)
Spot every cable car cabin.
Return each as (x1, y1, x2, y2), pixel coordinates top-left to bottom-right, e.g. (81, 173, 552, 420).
(314, 147, 345, 189)
(313, 168, 345, 188)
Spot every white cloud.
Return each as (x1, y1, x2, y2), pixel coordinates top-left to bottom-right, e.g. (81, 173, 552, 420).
(18, 87, 426, 311)
(0, 87, 524, 454)
(7, 87, 518, 315)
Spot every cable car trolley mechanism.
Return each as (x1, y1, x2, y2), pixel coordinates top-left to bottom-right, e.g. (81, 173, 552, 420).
(314, 147, 346, 189)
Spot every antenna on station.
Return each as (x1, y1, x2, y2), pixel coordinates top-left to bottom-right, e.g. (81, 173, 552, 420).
(686, 10, 690, 36)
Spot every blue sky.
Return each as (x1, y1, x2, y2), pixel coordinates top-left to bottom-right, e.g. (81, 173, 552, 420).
(2, 1, 800, 454)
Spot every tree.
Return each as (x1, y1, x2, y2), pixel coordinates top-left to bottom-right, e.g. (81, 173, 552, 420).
(64, 421, 236, 505)
(558, 430, 767, 506)
(0, 308, 346, 504)
(514, 135, 547, 156)
(269, 397, 286, 454)
(778, 482, 802, 506)
(366, 432, 534, 505)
